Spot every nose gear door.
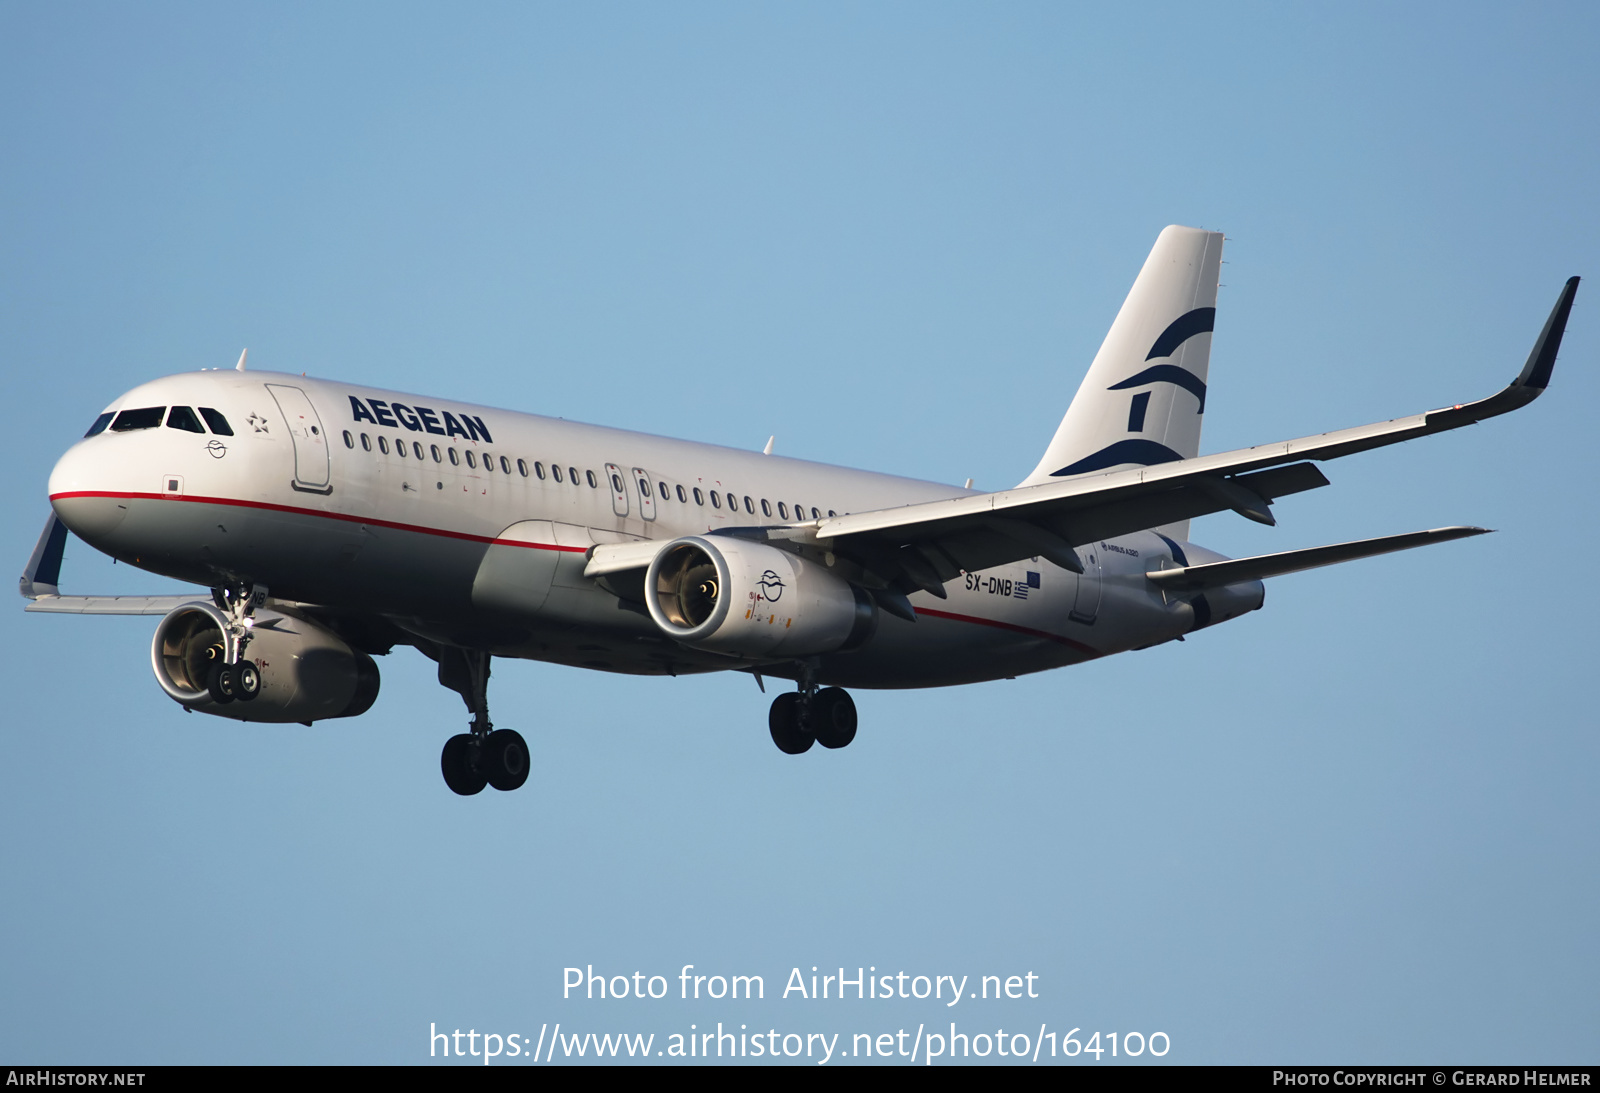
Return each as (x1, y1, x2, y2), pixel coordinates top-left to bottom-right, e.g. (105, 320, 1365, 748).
(265, 384, 332, 493)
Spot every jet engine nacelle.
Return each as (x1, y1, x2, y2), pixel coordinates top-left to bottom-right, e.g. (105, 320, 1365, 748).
(150, 601, 380, 723)
(644, 536, 876, 659)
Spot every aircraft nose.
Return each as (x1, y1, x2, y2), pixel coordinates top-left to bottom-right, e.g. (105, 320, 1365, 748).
(48, 439, 130, 541)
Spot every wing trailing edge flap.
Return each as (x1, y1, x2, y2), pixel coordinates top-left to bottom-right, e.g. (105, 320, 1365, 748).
(1145, 526, 1490, 591)
(831, 461, 1330, 594)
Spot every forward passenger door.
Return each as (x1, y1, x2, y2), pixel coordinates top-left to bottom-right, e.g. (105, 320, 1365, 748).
(265, 384, 332, 493)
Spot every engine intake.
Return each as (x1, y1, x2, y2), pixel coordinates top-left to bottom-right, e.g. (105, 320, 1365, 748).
(645, 536, 875, 658)
(151, 601, 380, 723)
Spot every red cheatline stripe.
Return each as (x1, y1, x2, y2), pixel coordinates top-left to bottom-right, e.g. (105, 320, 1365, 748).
(48, 490, 590, 552)
(914, 606, 1099, 655)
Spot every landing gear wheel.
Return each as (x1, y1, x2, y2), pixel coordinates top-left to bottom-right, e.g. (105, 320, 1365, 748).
(441, 734, 488, 796)
(812, 687, 858, 749)
(206, 661, 237, 704)
(233, 660, 262, 701)
(768, 692, 814, 755)
(482, 728, 530, 792)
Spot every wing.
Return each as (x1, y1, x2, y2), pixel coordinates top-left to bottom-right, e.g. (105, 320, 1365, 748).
(17, 511, 203, 613)
(811, 277, 1578, 598)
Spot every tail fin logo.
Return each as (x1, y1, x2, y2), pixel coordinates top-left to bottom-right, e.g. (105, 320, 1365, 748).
(1143, 307, 1215, 361)
(1019, 226, 1223, 493)
(1051, 438, 1185, 477)
(1106, 306, 1214, 413)
(1051, 305, 1218, 476)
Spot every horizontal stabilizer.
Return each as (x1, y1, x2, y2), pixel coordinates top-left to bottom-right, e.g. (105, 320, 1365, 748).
(1146, 526, 1490, 591)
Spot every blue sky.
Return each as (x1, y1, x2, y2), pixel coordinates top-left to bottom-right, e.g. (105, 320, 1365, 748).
(2, 3, 1596, 1064)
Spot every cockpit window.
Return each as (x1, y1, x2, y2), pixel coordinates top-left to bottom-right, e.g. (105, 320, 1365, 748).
(198, 407, 233, 436)
(166, 406, 205, 433)
(84, 412, 114, 438)
(110, 407, 165, 431)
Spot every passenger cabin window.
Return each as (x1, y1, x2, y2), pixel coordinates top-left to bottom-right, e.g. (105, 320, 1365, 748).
(761, 499, 772, 517)
(464, 451, 475, 469)
(448, 449, 460, 466)
(693, 487, 703, 505)
(585, 470, 597, 488)
(553, 465, 564, 483)
(198, 408, 233, 435)
(379, 436, 390, 455)
(501, 456, 511, 474)
(569, 466, 579, 484)
(166, 406, 205, 433)
(677, 485, 687, 503)
(778, 502, 789, 520)
(431, 445, 442, 463)
(343, 431, 355, 449)
(397, 439, 408, 457)
(361, 433, 372, 452)
(111, 407, 165, 431)
(84, 412, 114, 437)
(744, 495, 755, 514)
(413, 441, 424, 459)
(710, 491, 721, 509)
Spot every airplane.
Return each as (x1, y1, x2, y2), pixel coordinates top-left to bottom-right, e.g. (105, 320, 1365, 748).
(19, 227, 1580, 796)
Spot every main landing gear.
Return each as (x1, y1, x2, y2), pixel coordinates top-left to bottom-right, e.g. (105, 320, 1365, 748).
(768, 664, 858, 755)
(436, 648, 528, 796)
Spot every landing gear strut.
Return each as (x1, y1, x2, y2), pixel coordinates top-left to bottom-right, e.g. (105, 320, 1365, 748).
(437, 648, 529, 795)
(205, 583, 266, 704)
(768, 662, 857, 755)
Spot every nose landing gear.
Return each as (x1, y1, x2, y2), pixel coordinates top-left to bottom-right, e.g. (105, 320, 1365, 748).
(204, 583, 267, 705)
(205, 656, 262, 704)
(436, 648, 529, 796)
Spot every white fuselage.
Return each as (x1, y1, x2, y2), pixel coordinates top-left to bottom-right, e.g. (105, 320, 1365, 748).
(47, 370, 1259, 688)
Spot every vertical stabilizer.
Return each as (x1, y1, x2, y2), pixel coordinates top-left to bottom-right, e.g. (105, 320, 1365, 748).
(1020, 227, 1224, 538)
